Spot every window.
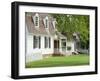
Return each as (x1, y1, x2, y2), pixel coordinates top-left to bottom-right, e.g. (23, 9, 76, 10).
(45, 19, 48, 28)
(33, 13, 39, 27)
(33, 36, 41, 49)
(52, 20, 56, 28)
(67, 46, 71, 50)
(44, 16, 49, 28)
(61, 39, 66, 51)
(35, 16, 39, 26)
(44, 37, 51, 48)
(45, 37, 48, 48)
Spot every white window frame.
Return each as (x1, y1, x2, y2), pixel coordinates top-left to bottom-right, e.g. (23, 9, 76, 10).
(33, 36, 41, 49)
(52, 19, 57, 29)
(61, 39, 66, 51)
(44, 16, 49, 29)
(52, 21, 55, 28)
(44, 37, 51, 48)
(33, 13, 39, 28)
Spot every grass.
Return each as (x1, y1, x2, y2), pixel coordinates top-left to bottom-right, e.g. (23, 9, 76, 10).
(26, 54, 89, 68)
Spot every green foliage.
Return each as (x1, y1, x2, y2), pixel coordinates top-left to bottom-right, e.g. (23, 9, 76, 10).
(52, 14, 89, 49)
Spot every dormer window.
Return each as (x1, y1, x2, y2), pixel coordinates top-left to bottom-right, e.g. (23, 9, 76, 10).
(35, 16, 39, 26)
(45, 19, 48, 28)
(33, 13, 39, 28)
(44, 16, 49, 28)
(52, 19, 57, 29)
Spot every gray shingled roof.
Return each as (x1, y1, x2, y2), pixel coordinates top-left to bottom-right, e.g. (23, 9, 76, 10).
(25, 12, 55, 35)
(25, 12, 67, 39)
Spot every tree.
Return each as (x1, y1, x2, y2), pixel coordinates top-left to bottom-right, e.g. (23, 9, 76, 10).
(52, 14, 89, 49)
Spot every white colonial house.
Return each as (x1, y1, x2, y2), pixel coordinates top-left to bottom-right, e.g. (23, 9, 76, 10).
(25, 12, 77, 62)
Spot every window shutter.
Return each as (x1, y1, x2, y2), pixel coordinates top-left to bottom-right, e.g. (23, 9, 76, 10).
(39, 36, 41, 48)
(44, 37, 46, 48)
(33, 36, 36, 48)
(49, 37, 51, 48)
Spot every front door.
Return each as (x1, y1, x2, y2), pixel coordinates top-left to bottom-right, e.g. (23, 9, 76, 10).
(54, 40, 59, 54)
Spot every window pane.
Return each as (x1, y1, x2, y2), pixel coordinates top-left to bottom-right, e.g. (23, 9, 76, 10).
(45, 37, 49, 48)
(46, 37, 48, 48)
(61, 39, 66, 51)
(35, 16, 38, 26)
(33, 36, 37, 48)
(62, 42, 66, 47)
(33, 36, 40, 49)
(45, 19, 48, 28)
(67, 46, 71, 50)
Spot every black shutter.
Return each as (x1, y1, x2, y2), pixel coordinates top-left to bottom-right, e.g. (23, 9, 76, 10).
(39, 36, 41, 48)
(45, 37, 46, 48)
(49, 37, 51, 48)
(33, 36, 36, 48)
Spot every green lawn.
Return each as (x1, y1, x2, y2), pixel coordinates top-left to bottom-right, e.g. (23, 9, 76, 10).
(26, 54, 89, 68)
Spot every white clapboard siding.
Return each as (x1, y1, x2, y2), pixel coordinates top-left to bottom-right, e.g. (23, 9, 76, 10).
(26, 51, 43, 63)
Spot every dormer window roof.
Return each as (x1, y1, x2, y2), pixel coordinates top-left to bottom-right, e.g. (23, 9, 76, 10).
(32, 13, 39, 28)
(52, 18, 57, 29)
(44, 16, 49, 28)
(26, 12, 56, 35)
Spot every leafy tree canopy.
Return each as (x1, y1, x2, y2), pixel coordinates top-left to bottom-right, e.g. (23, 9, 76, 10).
(52, 14, 89, 49)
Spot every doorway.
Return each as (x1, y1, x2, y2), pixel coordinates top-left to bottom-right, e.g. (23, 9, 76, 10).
(54, 40, 59, 54)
